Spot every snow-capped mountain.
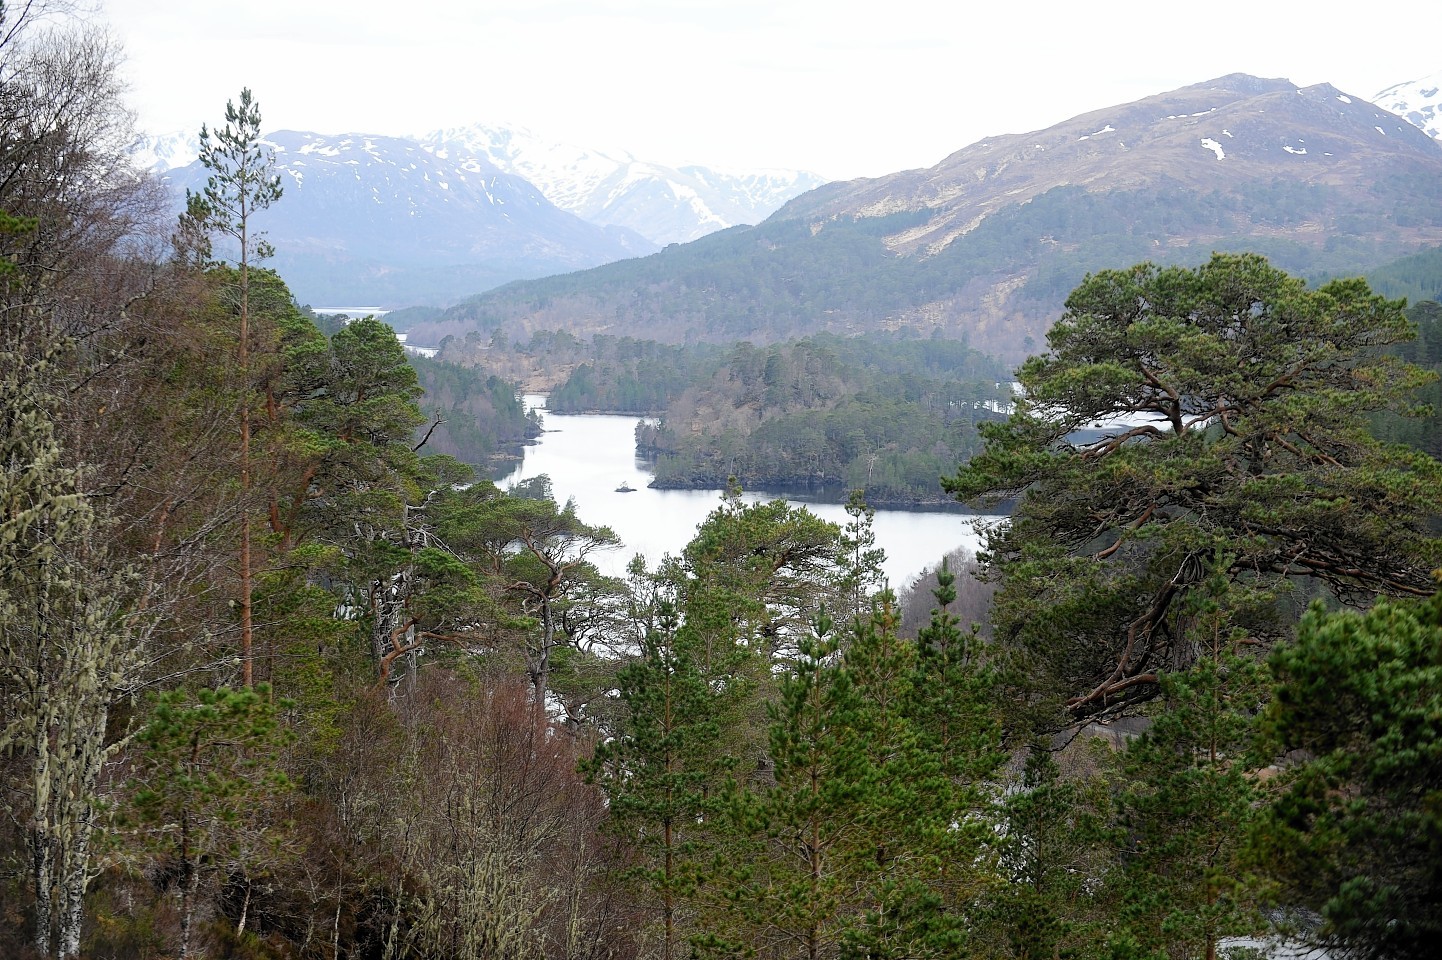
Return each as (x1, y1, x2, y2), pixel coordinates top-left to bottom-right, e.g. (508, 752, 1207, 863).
(157, 130, 655, 307)
(420, 122, 829, 245)
(1374, 70, 1442, 140)
(130, 130, 201, 171)
(136, 123, 829, 248)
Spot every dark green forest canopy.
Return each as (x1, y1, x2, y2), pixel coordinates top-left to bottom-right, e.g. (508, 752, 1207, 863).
(537, 332, 1014, 504)
(407, 352, 539, 466)
(1258, 593, 1442, 960)
(946, 252, 1442, 722)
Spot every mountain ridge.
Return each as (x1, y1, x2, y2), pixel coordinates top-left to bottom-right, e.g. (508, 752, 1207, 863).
(411, 74, 1442, 362)
(774, 74, 1440, 251)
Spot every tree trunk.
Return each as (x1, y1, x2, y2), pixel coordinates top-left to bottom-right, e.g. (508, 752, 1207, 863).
(58, 801, 95, 959)
(239, 255, 253, 688)
(532, 597, 555, 728)
(30, 811, 53, 959)
(179, 812, 199, 960)
(236, 874, 252, 938)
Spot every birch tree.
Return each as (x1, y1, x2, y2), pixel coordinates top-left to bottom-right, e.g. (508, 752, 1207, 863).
(0, 344, 139, 960)
(0, 7, 149, 956)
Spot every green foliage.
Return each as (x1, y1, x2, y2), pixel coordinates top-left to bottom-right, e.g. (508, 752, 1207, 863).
(837, 490, 887, 625)
(452, 328, 1010, 504)
(991, 743, 1118, 960)
(1370, 299, 1442, 459)
(183, 87, 282, 264)
(16, 38, 1442, 955)
(1109, 650, 1271, 955)
(698, 599, 1004, 959)
(1363, 246, 1442, 304)
(679, 489, 844, 662)
(909, 562, 1004, 787)
(947, 252, 1442, 724)
(635, 333, 1011, 504)
(0, 208, 36, 275)
(1255, 594, 1442, 959)
(544, 335, 718, 413)
(125, 686, 295, 958)
(130, 686, 294, 835)
(582, 600, 730, 960)
(409, 352, 538, 466)
(699, 612, 862, 959)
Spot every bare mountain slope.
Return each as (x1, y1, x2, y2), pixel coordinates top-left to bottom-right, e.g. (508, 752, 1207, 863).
(776, 74, 1439, 252)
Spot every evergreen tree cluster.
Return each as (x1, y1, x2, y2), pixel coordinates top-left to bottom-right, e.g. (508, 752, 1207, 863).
(630, 334, 1014, 504)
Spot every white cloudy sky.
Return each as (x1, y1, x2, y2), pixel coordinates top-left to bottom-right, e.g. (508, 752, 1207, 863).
(100, 0, 1438, 180)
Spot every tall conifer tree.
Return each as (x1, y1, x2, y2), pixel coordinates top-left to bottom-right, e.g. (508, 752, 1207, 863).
(186, 88, 283, 688)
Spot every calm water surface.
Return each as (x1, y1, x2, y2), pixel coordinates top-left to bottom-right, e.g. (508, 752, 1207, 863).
(494, 397, 1001, 592)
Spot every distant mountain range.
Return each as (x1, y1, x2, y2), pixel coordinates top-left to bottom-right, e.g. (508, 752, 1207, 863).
(410, 73, 1442, 362)
(420, 123, 829, 245)
(139, 126, 825, 307)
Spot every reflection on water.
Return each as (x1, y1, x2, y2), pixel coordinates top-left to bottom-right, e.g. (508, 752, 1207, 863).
(493, 397, 1002, 592)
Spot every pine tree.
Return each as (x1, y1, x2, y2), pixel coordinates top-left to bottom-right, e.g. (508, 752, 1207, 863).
(583, 600, 731, 960)
(837, 489, 886, 627)
(946, 253, 1442, 725)
(1107, 567, 1272, 959)
(186, 88, 283, 688)
(701, 612, 859, 960)
(701, 598, 1004, 959)
(125, 686, 294, 960)
(1256, 593, 1442, 959)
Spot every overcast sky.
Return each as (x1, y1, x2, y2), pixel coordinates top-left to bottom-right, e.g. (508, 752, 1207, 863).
(100, 0, 1439, 180)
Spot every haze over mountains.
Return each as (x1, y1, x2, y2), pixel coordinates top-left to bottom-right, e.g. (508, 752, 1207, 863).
(413, 73, 1442, 362)
(143, 126, 826, 306)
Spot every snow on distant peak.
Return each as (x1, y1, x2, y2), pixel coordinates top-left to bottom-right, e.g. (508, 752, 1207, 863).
(1373, 69, 1442, 141)
(417, 121, 827, 245)
(1200, 138, 1226, 160)
(129, 130, 200, 171)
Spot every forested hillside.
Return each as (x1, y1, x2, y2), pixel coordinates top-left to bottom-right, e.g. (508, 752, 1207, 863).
(632, 335, 1012, 503)
(407, 353, 542, 466)
(4, 7, 1442, 960)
